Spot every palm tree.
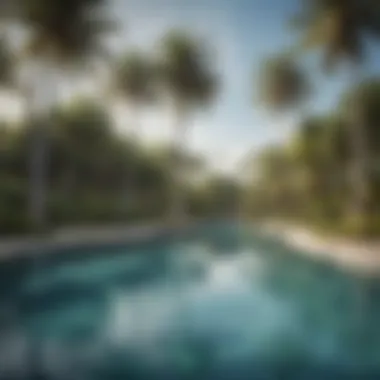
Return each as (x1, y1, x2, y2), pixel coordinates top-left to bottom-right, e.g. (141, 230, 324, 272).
(113, 51, 154, 124)
(258, 54, 309, 113)
(257, 54, 309, 209)
(112, 51, 154, 214)
(291, 0, 380, 227)
(157, 30, 218, 224)
(14, 0, 115, 230)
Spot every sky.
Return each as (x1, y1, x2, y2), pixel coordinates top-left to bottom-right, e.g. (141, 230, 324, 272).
(109, 0, 304, 173)
(3, 0, 380, 175)
(105, 0, 351, 174)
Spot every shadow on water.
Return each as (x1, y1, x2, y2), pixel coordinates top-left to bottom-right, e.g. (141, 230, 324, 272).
(1, 223, 380, 379)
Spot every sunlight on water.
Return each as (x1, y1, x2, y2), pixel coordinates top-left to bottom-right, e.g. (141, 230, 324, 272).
(205, 250, 263, 291)
(208, 259, 244, 290)
(108, 288, 177, 349)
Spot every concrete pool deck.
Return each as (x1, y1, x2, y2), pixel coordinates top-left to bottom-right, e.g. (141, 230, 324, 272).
(258, 222, 380, 276)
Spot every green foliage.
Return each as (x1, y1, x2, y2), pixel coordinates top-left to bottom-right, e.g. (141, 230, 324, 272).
(0, 98, 236, 235)
(19, 0, 115, 64)
(291, 0, 380, 71)
(187, 176, 241, 218)
(0, 179, 30, 234)
(246, 87, 380, 238)
(340, 79, 380, 154)
(252, 0, 380, 238)
(258, 55, 309, 111)
(113, 51, 156, 103)
(158, 29, 218, 109)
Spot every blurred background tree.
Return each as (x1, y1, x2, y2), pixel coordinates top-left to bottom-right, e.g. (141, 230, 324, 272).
(157, 30, 218, 224)
(112, 51, 156, 212)
(2, 0, 116, 231)
(3, 0, 380, 240)
(290, 0, 380, 233)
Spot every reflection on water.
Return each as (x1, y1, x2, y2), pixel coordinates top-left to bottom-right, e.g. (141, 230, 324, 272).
(1, 224, 380, 379)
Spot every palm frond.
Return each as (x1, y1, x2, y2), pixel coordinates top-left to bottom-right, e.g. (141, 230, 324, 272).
(20, 0, 116, 65)
(158, 29, 218, 108)
(258, 55, 309, 111)
(290, 0, 374, 70)
(113, 51, 155, 103)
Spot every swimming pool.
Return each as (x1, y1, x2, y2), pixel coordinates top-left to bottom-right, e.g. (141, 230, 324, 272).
(1, 223, 380, 379)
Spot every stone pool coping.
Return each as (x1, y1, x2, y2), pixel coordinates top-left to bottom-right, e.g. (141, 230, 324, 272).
(0, 218, 234, 261)
(2, 220, 380, 276)
(0, 223, 178, 261)
(258, 221, 380, 276)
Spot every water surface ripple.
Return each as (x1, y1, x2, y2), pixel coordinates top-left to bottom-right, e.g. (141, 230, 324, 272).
(0, 224, 380, 379)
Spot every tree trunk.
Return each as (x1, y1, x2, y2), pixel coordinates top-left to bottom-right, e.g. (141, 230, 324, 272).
(25, 62, 61, 232)
(346, 68, 370, 231)
(29, 123, 49, 231)
(62, 165, 76, 199)
(346, 69, 371, 328)
(168, 103, 189, 226)
(24, 84, 49, 232)
(122, 103, 140, 218)
(26, 62, 63, 231)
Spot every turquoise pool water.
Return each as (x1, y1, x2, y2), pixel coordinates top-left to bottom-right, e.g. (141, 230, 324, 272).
(1, 223, 380, 379)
